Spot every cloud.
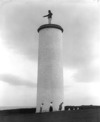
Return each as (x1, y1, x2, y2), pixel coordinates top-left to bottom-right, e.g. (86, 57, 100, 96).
(61, 5, 100, 83)
(0, 80, 37, 107)
(63, 5, 100, 67)
(74, 66, 100, 82)
(0, 74, 36, 87)
(1, 1, 41, 60)
(1, 0, 99, 61)
(1, 0, 100, 84)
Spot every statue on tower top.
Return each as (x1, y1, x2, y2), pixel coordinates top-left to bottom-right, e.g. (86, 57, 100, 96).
(43, 10, 53, 24)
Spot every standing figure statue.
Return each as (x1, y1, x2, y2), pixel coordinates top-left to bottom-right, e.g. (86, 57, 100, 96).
(43, 10, 53, 24)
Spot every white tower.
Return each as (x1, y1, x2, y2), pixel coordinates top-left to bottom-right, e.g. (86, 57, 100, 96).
(36, 24, 64, 112)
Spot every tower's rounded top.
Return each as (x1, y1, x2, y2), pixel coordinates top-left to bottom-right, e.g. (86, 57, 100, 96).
(37, 24, 64, 33)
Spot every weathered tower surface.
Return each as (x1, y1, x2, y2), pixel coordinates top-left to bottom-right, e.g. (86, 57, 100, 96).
(36, 24, 64, 112)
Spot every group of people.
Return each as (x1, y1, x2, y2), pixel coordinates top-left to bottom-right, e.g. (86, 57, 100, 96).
(40, 102, 64, 113)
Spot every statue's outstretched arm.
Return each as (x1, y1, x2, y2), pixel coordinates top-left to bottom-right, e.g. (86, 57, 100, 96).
(43, 15, 48, 17)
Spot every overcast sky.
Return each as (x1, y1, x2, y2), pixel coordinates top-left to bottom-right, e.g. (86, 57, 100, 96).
(0, 0, 100, 109)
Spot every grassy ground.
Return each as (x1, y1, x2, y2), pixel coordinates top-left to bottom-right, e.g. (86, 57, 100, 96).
(0, 108, 100, 122)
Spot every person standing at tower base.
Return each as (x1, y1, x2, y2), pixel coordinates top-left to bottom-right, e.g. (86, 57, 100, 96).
(40, 103, 44, 113)
(59, 102, 64, 111)
(49, 102, 53, 112)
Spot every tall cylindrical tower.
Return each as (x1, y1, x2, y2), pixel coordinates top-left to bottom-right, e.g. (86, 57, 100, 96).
(36, 24, 64, 112)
